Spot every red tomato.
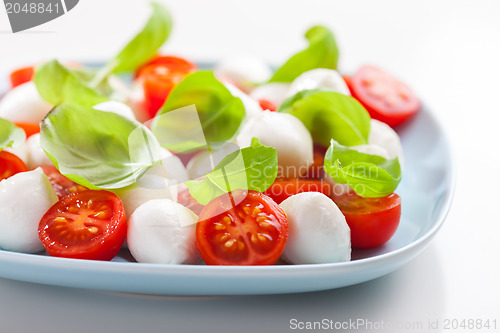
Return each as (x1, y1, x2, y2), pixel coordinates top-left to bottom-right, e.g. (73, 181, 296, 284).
(137, 56, 197, 119)
(258, 99, 277, 111)
(196, 190, 288, 265)
(14, 122, 40, 138)
(331, 192, 401, 248)
(10, 66, 34, 88)
(38, 190, 127, 261)
(264, 178, 332, 204)
(0, 151, 28, 181)
(177, 188, 205, 216)
(302, 143, 328, 179)
(39, 165, 87, 199)
(349, 65, 420, 127)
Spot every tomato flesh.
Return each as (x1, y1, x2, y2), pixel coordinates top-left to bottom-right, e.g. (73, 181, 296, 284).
(38, 190, 127, 260)
(331, 192, 401, 248)
(10, 66, 34, 88)
(258, 99, 277, 112)
(39, 165, 87, 198)
(137, 55, 197, 119)
(196, 190, 288, 265)
(349, 65, 420, 127)
(0, 151, 28, 181)
(264, 179, 332, 204)
(14, 122, 40, 138)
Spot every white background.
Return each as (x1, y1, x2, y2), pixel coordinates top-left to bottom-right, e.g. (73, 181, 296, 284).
(1, 1, 499, 332)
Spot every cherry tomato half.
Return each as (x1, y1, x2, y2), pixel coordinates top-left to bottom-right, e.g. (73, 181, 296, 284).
(14, 122, 40, 138)
(10, 66, 34, 88)
(264, 179, 332, 204)
(0, 151, 28, 181)
(348, 65, 420, 127)
(196, 190, 288, 265)
(39, 165, 88, 199)
(38, 190, 127, 261)
(137, 55, 197, 119)
(331, 192, 401, 248)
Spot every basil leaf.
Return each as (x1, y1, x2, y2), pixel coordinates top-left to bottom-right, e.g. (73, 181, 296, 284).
(110, 2, 172, 73)
(324, 140, 401, 198)
(0, 118, 26, 151)
(40, 103, 162, 189)
(185, 140, 278, 205)
(279, 91, 370, 147)
(34, 60, 108, 107)
(152, 71, 245, 153)
(269, 25, 339, 83)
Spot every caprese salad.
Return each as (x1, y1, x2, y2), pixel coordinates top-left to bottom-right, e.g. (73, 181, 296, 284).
(0, 2, 419, 266)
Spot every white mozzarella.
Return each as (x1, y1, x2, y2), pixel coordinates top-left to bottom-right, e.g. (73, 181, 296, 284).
(236, 111, 313, 178)
(214, 56, 272, 92)
(93, 101, 136, 121)
(368, 119, 404, 163)
(287, 68, 350, 97)
(224, 83, 262, 120)
(112, 149, 187, 218)
(279, 192, 351, 264)
(26, 133, 53, 169)
(0, 82, 52, 124)
(127, 82, 150, 123)
(4, 142, 28, 164)
(186, 142, 239, 179)
(0, 168, 58, 253)
(249, 83, 290, 108)
(127, 199, 200, 264)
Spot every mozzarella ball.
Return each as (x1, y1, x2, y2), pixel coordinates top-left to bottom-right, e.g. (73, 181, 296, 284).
(0, 168, 58, 253)
(93, 101, 136, 121)
(0, 82, 52, 124)
(158, 148, 189, 184)
(287, 69, 350, 97)
(279, 192, 351, 264)
(214, 56, 272, 92)
(368, 119, 404, 163)
(224, 83, 262, 120)
(26, 133, 53, 169)
(236, 111, 313, 178)
(4, 142, 28, 164)
(127, 199, 200, 264)
(127, 82, 149, 123)
(186, 142, 239, 179)
(249, 83, 290, 108)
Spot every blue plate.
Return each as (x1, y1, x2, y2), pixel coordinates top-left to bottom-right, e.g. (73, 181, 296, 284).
(0, 75, 455, 294)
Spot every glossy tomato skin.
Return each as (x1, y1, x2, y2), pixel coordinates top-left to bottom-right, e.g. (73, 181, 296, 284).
(137, 55, 197, 118)
(349, 65, 420, 127)
(10, 66, 34, 88)
(331, 192, 401, 248)
(38, 190, 127, 261)
(264, 179, 332, 204)
(0, 151, 28, 181)
(39, 165, 87, 199)
(196, 190, 288, 265)
(258, 99, 277, 112)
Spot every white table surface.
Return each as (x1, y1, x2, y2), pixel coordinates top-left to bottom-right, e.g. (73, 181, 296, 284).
(1, 1, 499, 332)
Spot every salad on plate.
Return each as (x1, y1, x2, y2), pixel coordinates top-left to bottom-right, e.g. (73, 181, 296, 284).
(0, 2, 420, 267)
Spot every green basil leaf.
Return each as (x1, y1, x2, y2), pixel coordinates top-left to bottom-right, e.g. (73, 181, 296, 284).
(185, 140, 278, 205)
(324, 140, 401, 198)
(152, 71, 245, 153)
(0, 118, 26, 151)
(280, 91, 370, 147)
(269, 25, 339, 83)
(109, 2, 172, 73)
(40, 103, 162, 189)
(34, 60, 108, 107)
